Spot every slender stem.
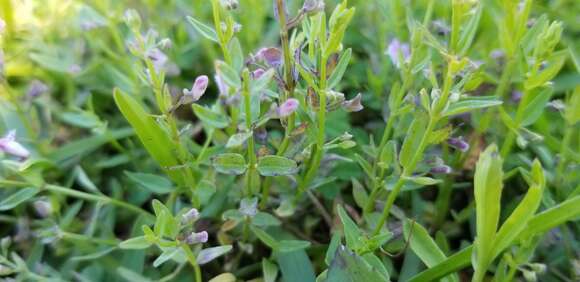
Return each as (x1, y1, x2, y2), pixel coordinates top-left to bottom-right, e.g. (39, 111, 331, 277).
(181, 243, 202, 282)
(0, 180, 154, 221)
(60, 231, 119, 246)
(242, 70, 257, 196)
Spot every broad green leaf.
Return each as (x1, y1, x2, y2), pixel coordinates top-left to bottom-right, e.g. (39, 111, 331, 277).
(521, 87, 553, 126)
(152, 200, 179, 238)
(351, 178, 368, 209)
(262, 259, 279, 282)
(117, 267, 152, 282)
(197, 245, 233, 265)
(337, 205, 364, 251)
(403, 220, 458, 282)
(325, 233, 341, 266)
(119, 236, 152, 250)
(229, 38, 244, 72)
(208, 273, 236, 282)
(328, 48, 352, 89)
(276, 250, 316, 282)
(113, 89, 181, 182)
(216, 61, 241, 88)
(525, 54, 566, 90)
(278, 240, 311, 253)
(472, 144, 503, 277)
(399, 112, 428, 170)
(225, 131, 252, 148)
(251, 226, 279, 250)
(565, 86, 580, 124)
(125, 171, 173, 194)
(192, 104, 230, 129)
(252, 212, 282, 227)
(186, 16, 218, 42)
(60, 111, 101, 129)
(212, 153, 247, 175)
(407, 246, 472, 282)
(362, 254, 390, 281)
(71, 247, 116, 262)
(257, 155, 298, 176)
(153, 247, 180, 267)
(404, 176, 442, 186)
(324, 245, 389, 282)
(443, 96, 503, 117)
(0, 187, 39, 211)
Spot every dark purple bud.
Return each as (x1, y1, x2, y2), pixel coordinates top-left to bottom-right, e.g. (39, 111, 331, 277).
(342, 93, 364, 112)
(257, 47, 283, 68)
(511, 90, 523, 103)
(430, 165, 452, 174)
(277, 98, 299, 117)
(447, 137, 470, 152)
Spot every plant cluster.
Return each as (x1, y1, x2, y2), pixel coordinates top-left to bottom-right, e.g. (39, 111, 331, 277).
(0, 0, 579, 281)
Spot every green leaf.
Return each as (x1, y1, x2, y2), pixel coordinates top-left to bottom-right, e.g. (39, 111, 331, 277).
(252, 212, 281, 227)
(225, 131, 252, 148)
(472, 144, 503, 277)
(520, 87, 553, 126)
(324, 245, 389, 282)
(124, 171, 173, 194)
(525, 54, 566, 90)
(119, 236, 152, 250)
(252, 226, 279, 250)
(278, 240, 311, 253)
(212, 153, 247, 175)
(328, 48, 352, 89)
(407, 246, 472, 282)
(404, 176, 442, 186)
(0, 188, 39, 211)
(71, 247, 116, 262)
(457, 3, 482, 55)
(492, 160, 545, 259)
(325, 233, 341, 266)
(262, 259, 279, 282)
(351, 178, 368, 209)
(197, 245, 233, 265)
(152, 200, 179, 238)
(404, 220, 458, 282)
(113, 89, 181, 182)
(257, 155, 298, 177)
(192, 104, 231, 129)
(229, 38, 244, 72)
(117, 267, 152, 282)
(337, 205, 364, 251)
(565, 86, 580, 124)
(276, 250, 316, 282)
(443, 96, 503, 117)
(216, 61, 241, 88)
(186, 16, 218, 43)
(251, 69, 275, 93)
(399, 112, 428, 170)
(153, 247, 180, 267)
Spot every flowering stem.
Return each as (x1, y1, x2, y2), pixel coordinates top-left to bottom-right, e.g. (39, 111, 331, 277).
(180, 243, 202, 282)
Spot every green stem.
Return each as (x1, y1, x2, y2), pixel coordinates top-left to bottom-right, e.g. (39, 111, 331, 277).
(60, 231, 119, 246)
(181, 243, 202, 282)
(242, 70, 257, 196)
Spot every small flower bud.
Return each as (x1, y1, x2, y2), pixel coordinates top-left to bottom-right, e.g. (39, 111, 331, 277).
(183, 75, 209, 103)
(0, 130, 30, 159)
(430, 165, 452, 174)
(33, 200, 52, 218)
(252, 68, 266, 79)
(124, 9, 142, 31)
(386, 39, 410, 69)
(220, 0, 239, 10)
(447, 137, 470, 152)
(239, 198, 258, 217)
(184, 231, 208, 244)
(342, 93, 364, 112)
(181, 208, 200, 224)
(302, 0, 325, 14)
(26, 80, 49, 99)
(256, 47, 283, 68)
(277, 98, 299, 117)
(146, 48, 168, 72)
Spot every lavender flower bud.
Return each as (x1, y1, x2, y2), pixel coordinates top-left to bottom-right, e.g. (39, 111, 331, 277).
(183, 75, 209, 103)
(181, 208, 200, 224)
(277, 98, 299, 117)
(386, 39, 410, 69)
(302, 0, 325, 14)
(26, 80, 49, 99)
(215, 74, 229, 96)
(447, 137, 470, 152)
(256, 47, 283, 68)
(342, 93, 364, 112)
(33, 200, 52, 218)
(430, 165, 452, 174)
(0, 130, 30, 159)
(252, 68, 266, 79)
(184, 231, 208, 244)
(146, 48, 168, 72)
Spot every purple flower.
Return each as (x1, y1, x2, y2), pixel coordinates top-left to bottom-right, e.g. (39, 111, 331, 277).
(256, 47, 283, 68)
(0, 130, 30, 159)
(146, 48, 168, 71)
(181, 208, 200, 224)
(277, 98, 299, 117)
(430, 165, 452, 174)
(26, 80, 49, 99)
(302, 0, 325, 14)
(386, 39, 410, 68)
(183, 75, 209, 103)
(447, 137, 470, 152)
(342, 93, 364, 112)
(185, 231, 208, 244)
(252, 68, 266, 79)
(33, 200, 52, 218)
